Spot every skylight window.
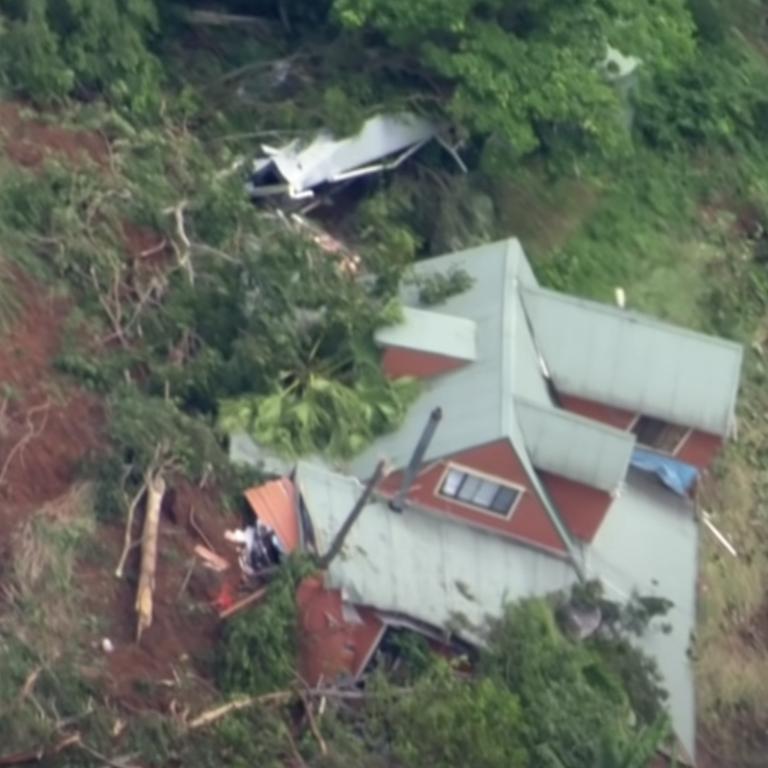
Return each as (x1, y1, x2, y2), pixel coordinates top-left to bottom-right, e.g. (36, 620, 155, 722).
(439, 468, 521, 517)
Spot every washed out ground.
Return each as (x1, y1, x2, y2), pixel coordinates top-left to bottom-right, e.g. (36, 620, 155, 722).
(0, 104, 249, 753)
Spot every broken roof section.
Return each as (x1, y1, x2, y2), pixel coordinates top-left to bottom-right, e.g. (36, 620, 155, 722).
(295, 461, 575, 643)
(248, 113, 455, 199)
(520, 286, 743, 437)
(293, 458, 698, 759)
(244, 477, 300, 552)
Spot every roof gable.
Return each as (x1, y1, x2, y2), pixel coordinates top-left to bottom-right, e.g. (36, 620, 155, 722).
(516, 398, 634, 493)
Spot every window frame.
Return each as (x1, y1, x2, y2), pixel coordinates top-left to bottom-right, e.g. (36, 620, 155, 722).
(629, 414, 692, 456)
(436, 463, 525, 520)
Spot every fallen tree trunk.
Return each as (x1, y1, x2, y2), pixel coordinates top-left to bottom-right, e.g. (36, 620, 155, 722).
(135, 473, 166, 642)
(188, 691, 293, 729)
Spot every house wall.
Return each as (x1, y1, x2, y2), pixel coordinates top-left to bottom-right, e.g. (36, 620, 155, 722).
(559, 393, 636, 430)
(675, 429, 722, 469)
(560, 393, 723, 470)
(539, 470, 612, 542)
(297, 576, 385, 686)
(377, 439, 567, 555)
(381, 346, 468, 380)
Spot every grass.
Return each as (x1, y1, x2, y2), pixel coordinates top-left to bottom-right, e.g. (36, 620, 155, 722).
(497, 132, 768, 766)
(0, 484, 116, 755)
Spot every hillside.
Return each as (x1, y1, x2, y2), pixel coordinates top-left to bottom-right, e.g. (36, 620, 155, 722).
(0, 2, 767, 766)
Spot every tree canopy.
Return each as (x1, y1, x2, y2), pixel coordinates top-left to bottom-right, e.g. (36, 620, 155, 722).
(333, 0, 696, 162)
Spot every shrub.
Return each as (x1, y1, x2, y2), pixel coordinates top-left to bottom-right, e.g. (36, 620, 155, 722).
(0, 0, 162, 115)
(217, 558, 312, 695)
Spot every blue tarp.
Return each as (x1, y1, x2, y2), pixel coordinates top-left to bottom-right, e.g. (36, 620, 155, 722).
(630, 448, 698, 497)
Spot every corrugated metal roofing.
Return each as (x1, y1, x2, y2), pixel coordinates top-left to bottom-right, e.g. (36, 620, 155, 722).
(346, 239, 581, 569)
(587, 469, 698, 758)
(520, 286, 743, 437)
(296, 461, 575, 643)
(516, 398, 635, 493)
(349, 240, 528, 476)
(244, 477, 300, 552)
(296, 460, 697, 757)
(374, 306, 477, 362)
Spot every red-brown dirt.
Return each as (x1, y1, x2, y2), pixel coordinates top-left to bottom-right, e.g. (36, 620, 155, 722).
(0, 272, 244, 710)
(0, 101, 254, 718)
(85, 481, 244, 712)
(0, 269, 103, 542)
(0, 102, 108, 170)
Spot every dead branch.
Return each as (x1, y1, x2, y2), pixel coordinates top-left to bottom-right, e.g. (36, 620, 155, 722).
(18, 667, 42, 702)
(77, 741, 142, 768)
(299, 690, 327, 756)
(189, 505, 217, 552)
(139, 238, 169, 259)
(188, 691, 293, 729)
(188, 685, 413, 731)
(176, 558, 196, 601)
(194, 545, 229, 572)
(183, 9, 271, 28)
(0, 732, 80, 766)
(285, 724, 309, 768)
(115, 478, 148, 579)
(90, 262, 127, 346)
(135, 472, 167, 641)
(164, 200, 194, 285)
(218, 586, 267, 619)
(0, 399, 51, 489)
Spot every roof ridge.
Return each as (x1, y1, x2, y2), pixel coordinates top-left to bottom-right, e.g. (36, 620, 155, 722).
(522, 284, 743, 352)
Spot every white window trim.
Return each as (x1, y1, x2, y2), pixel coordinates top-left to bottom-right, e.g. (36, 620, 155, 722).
(628, 414, 692, 457)
(435, 462, 525, 521)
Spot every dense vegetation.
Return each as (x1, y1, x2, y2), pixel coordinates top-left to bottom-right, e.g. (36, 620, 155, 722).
(0, 0, 767, 765)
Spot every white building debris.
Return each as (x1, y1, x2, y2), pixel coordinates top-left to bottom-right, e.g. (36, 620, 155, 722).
(247, 113, 465, 200)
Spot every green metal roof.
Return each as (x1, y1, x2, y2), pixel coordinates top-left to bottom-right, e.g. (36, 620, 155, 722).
(296, 460, 697, 758)
(374, 306, 477, 362)
(521, 286, 743, 437)
(516, 398, 634, 493)
(296, 460, 575, 643)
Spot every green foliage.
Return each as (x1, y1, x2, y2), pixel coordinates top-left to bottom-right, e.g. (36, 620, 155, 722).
(635, 37, 768, 150)
(89, 384, 240, 521)
(181, 708, 297, 768)
(220, 373, 418, 459)
(417, 267, 474, 306)
(0, 0, 161, 114)
(538, 150, 697, 300)
(334, 0, 696, 163)
(382, 660, 529, 768)
(218, 557, 313, 695)
(481, 599, 656, 768)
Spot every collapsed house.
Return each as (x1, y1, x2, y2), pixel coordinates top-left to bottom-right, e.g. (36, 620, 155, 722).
(247, 113, 464, 200)
(236, 238, 743, 765)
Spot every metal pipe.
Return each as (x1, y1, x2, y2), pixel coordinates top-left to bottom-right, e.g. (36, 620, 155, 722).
(389, 407, 443, 513)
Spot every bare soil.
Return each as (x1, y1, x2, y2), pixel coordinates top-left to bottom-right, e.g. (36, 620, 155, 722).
(0, 106, 247, 718)
(0, 268, 103, 540)
(0, 102, 107, 169)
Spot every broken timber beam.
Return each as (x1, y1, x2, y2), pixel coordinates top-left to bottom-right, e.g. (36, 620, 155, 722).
(135, 473, 166, 642)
